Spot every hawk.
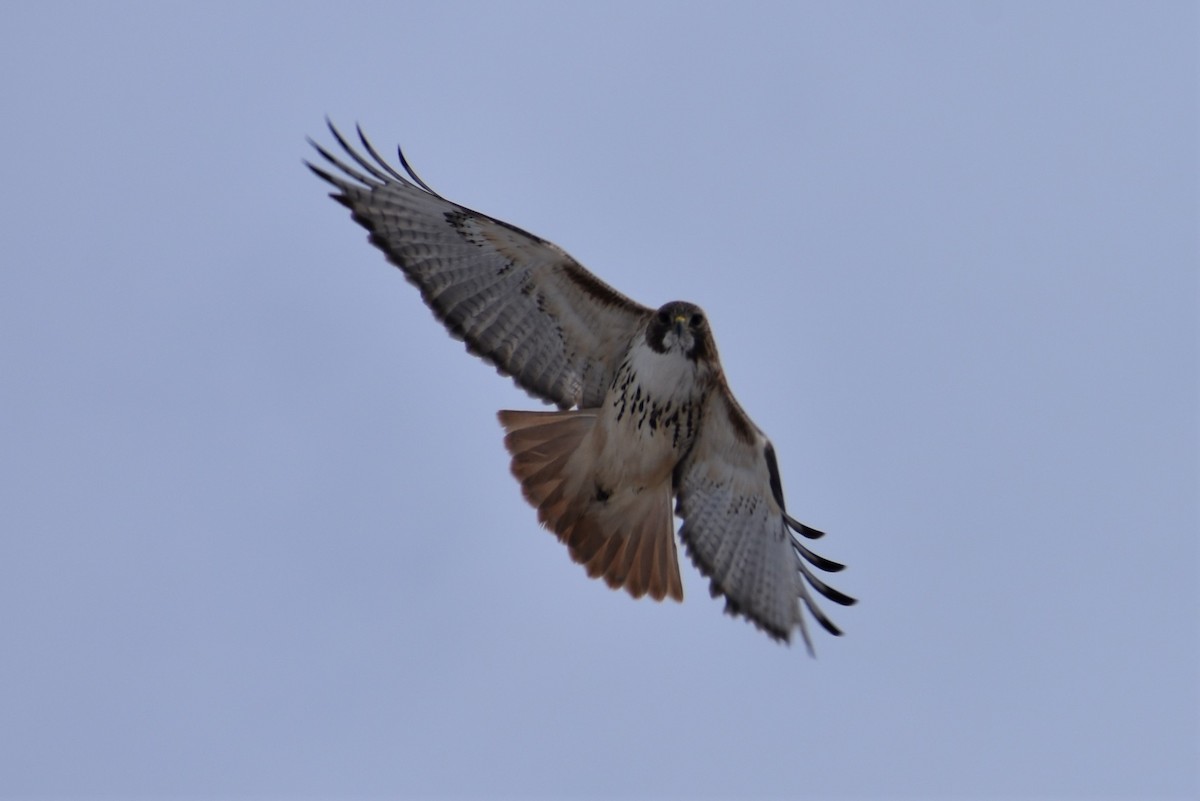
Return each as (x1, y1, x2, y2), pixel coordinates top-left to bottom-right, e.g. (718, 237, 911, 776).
(308, 122, 855, 651)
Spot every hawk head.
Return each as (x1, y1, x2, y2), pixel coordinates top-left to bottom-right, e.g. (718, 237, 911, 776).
(647, 301, 713, 362)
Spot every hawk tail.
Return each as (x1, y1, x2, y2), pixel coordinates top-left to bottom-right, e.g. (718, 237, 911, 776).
(498, 409, 683, 603)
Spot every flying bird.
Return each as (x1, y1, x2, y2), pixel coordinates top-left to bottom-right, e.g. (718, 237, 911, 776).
(307, 122, 855, 651)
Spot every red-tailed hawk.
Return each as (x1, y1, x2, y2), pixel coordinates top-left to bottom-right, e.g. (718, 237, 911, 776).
(308, 122, 855, 651)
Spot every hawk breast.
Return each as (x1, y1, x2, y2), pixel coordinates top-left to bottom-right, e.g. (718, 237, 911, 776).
(608, 334, 712, 454)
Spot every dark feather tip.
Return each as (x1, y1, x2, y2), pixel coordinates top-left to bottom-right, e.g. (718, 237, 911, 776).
(786, 514, 826, 539)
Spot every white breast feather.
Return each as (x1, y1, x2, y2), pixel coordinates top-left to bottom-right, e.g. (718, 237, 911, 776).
(624, 333, 704, 404)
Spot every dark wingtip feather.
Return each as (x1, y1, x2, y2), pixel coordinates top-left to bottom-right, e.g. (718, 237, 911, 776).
(327, 121, 398, 184)
(821, 585, 858, 608)
(799, 559, 857, 607)
(355, 123, 412, 185)
(317, 119, 443, 200)
(794, 539, 846, 573)
(307, 135, 379, 188)
(303, 158, 347, 191)
(799, 582, 846, 638)
(396, 142, 441, 197)
(304, 159, 335, 184)
(815, 614, 844, 637)
(786, 514, 826, 539)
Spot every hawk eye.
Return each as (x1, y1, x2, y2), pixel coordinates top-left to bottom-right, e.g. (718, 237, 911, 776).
(690, 313, 704, 327)
(657, 310, 671, 324)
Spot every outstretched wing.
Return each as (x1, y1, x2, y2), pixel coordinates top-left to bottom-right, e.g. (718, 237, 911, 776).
(674, 383, 856, 653)
(307, 121, 652, 409)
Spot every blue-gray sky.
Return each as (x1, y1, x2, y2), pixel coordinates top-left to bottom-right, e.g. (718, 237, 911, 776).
(2, 2, 1196, 798)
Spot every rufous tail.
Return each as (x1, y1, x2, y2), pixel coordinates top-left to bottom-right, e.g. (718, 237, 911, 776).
(498, 409, 683, 602)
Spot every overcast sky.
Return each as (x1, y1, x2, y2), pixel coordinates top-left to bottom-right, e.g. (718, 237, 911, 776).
(2, 2, 1196, 798)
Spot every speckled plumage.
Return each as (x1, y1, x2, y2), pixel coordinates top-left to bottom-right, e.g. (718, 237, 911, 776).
(308, 121, 855, 652)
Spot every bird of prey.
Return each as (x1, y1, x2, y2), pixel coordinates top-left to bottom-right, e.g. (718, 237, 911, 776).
(307, 122, 855, 651)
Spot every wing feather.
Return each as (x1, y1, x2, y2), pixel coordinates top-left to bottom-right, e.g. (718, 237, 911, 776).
(674, 383, 855, 654)
(308, 121, 652, 409)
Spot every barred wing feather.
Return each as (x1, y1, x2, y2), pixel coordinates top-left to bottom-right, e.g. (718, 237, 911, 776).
(307, 122, 651, 409)
(674, 385, 856, 652)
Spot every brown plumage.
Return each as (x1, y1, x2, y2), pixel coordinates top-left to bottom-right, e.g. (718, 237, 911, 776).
(308, 121, 855, 652)
(498, 409, 684, 603)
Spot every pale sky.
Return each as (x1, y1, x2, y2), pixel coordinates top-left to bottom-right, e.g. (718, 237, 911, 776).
(2, 2, 1196, 798)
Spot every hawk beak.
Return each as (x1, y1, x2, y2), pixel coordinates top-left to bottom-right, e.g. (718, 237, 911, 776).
(673, 315, 686, 335)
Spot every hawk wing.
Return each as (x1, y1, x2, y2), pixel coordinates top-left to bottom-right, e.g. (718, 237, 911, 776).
(307, 121, 651, 409)
(674, 382, 856, 653)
